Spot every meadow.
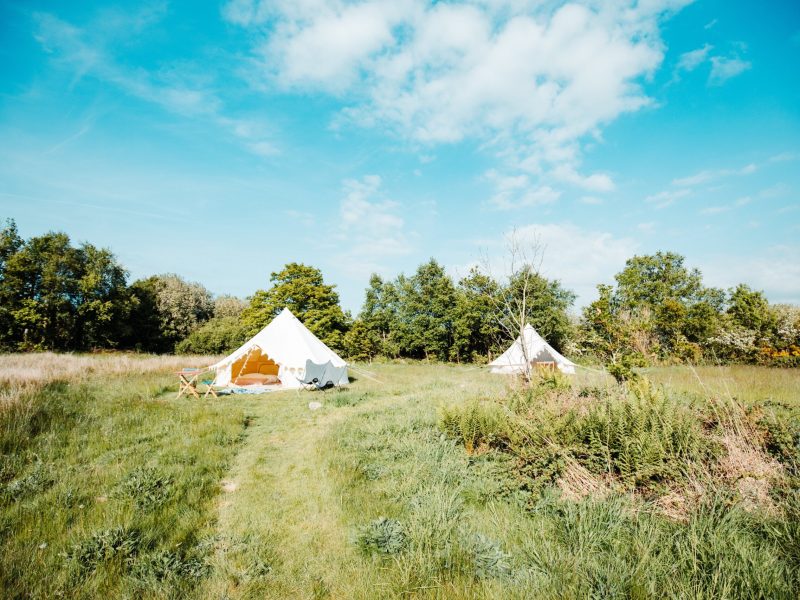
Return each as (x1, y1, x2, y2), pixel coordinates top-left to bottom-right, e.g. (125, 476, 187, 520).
(1, 355, 798, 599)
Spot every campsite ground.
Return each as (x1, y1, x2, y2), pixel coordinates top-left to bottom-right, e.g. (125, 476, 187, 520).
(1, 357, 799, 598)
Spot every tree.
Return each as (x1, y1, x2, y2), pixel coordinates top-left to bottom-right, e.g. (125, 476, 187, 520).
(394, 259, 457, 361)
(451, 267, 502, 362)
(125, 274, 213, 352)
(214, 295, 247, 319)
(0, 225, 133, 351)
(175, 316, 249, 355)
(241, 263, 349, 351)
(359, 274, 401, 357)
(608, 252, 724, 358)
(343, 318, 381, 361)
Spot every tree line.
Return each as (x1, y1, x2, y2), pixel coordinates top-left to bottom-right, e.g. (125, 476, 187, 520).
(1, 219, 798, 366)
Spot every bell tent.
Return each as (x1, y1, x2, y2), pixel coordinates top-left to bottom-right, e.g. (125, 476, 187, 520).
(489, 324, 576, 375)
(209, 308, 348, 389)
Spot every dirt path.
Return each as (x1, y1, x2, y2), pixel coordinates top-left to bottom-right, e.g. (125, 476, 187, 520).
(199, 395, 368, 599)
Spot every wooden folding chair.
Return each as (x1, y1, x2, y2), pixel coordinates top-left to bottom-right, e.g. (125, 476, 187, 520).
(176, 370, 201, 399)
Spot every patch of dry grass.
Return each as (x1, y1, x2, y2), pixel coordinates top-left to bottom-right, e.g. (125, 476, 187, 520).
(0, 352, 220, 387)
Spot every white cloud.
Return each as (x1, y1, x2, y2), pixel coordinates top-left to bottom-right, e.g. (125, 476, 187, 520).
(485, 169, 560, 209)
(33, 11, 277, 158)
(228, 0, 689, 198)
(703, 246, 800, 304)
(769, 152, 799, 163)
(334, 175, 413, 277)
(699, 205, 730, 215)
(637, 221, 655, 232)
(645, 188, 691, 208)
(579, 196, 603, 205)
(672, 163, 758, 187)
(510, 223, 639, 305)
(676, 44, 713, 72)
(709, 55, 751, 85)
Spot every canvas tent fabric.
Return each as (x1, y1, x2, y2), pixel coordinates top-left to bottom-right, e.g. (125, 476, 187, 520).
(489, 324, 576, 375)
(209, 308, 348, 388)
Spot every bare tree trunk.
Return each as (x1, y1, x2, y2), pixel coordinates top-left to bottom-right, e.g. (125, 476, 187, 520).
(480, 228, 546, 387)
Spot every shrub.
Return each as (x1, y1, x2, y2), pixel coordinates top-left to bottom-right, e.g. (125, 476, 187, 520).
(571, 388, 714, 486)
(439, 400, 517, 454)
(355, 517, 406, 555)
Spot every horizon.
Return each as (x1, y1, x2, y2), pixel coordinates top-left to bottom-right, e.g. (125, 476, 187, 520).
(1, 0, 799, 313)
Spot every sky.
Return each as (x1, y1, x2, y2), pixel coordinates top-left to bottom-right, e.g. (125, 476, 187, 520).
(1, 0, 799, 314)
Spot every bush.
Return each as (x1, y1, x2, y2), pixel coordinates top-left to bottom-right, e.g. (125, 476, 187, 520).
(439, 400, 518, 454)
(571, 388, 714, 486)
(471, 534, 512, 579)
(175, 316, 248, 354)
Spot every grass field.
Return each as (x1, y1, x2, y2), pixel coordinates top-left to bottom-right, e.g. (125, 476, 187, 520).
(1, 356, 799, 598)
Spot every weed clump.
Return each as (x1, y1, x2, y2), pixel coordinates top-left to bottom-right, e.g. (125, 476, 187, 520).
(66, 527, 141, 576)
(355, 517, 406, 555)
(114, 466, 173, 508)
(2, 462, 55, 502)
(471, 534, 512, 579)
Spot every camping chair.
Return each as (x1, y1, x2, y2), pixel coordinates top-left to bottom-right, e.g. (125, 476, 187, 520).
(176, 369, 202, 399)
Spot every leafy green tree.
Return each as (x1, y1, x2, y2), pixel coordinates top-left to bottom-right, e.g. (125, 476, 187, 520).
(214, 295, 248, 319)
(500, 266, 576, 353)
(125, 274, 213, 352)
(608, 252, 724, 358)
(0, 223, 132, 350)
(360, 274, 401, 357)
(727, 284, 773, 335)
(451, 267, 502, 362)
(342, 318, 381, 361)
(0, 219, 24, 349)
(241, 263, 349, 351)
(175, 316, 249, 354)
(394, 259, 457, 361)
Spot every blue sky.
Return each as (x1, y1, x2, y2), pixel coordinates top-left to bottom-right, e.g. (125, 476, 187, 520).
(1, 0, 798, 313)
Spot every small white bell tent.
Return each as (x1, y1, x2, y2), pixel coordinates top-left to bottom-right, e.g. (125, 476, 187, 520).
(489, 324, 576, 375)
(209, 308, 348, 389)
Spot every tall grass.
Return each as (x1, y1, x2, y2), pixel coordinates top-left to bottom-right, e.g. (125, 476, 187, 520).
(1, 357, 798, 598)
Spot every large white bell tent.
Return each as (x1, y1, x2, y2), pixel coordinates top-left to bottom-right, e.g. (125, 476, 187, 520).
(489, 324, 576, 375)
(209, 308, 348, 389)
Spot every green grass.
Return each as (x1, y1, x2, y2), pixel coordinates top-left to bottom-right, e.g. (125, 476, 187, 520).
(2, 361, 799, 598)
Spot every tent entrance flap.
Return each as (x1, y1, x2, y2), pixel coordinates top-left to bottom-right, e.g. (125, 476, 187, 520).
(301, 359, 348, 389)
(231, 347, 278, 378)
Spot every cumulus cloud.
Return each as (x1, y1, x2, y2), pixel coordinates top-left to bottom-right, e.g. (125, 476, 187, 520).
(226, 0, 690, 203)
(486, 169, 560, 209)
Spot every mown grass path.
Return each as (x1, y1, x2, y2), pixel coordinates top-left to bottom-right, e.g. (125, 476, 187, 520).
(201, 390, 381, 599)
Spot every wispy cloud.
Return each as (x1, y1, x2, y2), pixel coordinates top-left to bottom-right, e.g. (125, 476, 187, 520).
(672, 163, 757, 187)
(645, 188, 691, 209)
(676, 44, 713, 73)
(709, 55, 751, 85)
(32, 9, 278, 158)
(333, 175, 413, 277)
